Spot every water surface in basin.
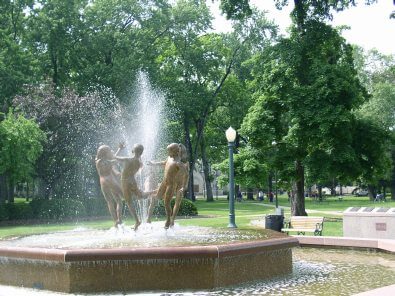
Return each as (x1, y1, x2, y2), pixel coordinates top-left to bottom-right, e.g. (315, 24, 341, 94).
(1, 247, 394, 295)
(0, 223, 282, 249)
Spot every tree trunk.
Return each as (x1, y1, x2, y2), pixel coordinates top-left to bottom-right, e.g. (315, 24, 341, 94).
(268, 173, 273, 195)
(367, 184, 376, 201)
(200, 137, 213, 202)
(318, 184, 323, 201)
(7, 178, 14, 203)
(235, 184, 240, 201)
(292, 160, 307, 216)
(330, 178, 336, 195)
(391, 146, 395, 200)
(0, 175, 7, 204)
(26, 181, 30, 201)
(247, 188, 254, 200)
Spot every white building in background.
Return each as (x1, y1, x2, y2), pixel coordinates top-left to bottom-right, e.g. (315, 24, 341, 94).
(193, 168, 223, 197)
(314, 185, 357, 195)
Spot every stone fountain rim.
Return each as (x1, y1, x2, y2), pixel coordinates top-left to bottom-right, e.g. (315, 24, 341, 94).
(0, 236, 298, 262)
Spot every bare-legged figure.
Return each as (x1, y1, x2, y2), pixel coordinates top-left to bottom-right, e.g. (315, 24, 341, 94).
(170, 144, 189, 227)
(144, 166, 159, 224)
(148, 143, 189, 229)
(115, 143, 146, 231)
(95, 145, 123, 228)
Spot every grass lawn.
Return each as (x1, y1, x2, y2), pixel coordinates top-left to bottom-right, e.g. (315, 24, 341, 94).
(1, 194, 393, 239)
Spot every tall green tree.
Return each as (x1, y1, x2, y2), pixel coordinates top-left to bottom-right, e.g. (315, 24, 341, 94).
(72, 0, 170, 98)
(354, 49, 395, 199)
(152, 1, 275, 201)
(14, 83, 123, 199)
(0, 0, 37, 108)
(26, 0, 88, 87)
(242, 21, 368, 215)
(0, 110, 46, 203)
(220, 0, 378, 20)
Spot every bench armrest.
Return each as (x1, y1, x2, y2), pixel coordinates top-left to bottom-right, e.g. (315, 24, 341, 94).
(283, 219, 290, 229)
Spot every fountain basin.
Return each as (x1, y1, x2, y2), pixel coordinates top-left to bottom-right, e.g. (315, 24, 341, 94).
(0, 233, 298, 293)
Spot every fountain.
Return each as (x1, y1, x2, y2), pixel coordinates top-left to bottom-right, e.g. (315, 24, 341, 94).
(0, 72, 298, 293)
(0, 225, 297, 293)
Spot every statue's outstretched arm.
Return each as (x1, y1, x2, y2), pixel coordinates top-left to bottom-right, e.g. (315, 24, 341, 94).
(115, 144, 131, 162)
(147, 160, 166, 167)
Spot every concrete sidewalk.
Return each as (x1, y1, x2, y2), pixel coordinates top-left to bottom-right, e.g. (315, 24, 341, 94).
(295, 235, 395, 253)
(354, 284, 395, 296)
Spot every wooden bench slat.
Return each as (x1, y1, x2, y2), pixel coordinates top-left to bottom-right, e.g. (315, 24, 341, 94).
(281, 228, 316, 232)
(281, 216, 324, 236)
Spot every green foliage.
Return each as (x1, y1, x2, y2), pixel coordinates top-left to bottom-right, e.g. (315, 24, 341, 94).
(152, 198, 198, 217)
(0, 197, 113, 222)
(220, 0, 252, 20)
(30, 198, 86, 220)
(0, 203, 33, 220)
(219, 1, 377, 23)
(0, 0, 37, 106)
(352, 48, 395, 191)
(242, 21, 370, 183)
(82, 197, 110, 217)
(0, 110, 46, 184)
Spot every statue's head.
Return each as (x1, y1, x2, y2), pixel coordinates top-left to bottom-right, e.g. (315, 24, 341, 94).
(179, 143, 188, 162)
(132, 144, 144, 156)
(167, 143, 180, 157)
(96, 145, 113, 160)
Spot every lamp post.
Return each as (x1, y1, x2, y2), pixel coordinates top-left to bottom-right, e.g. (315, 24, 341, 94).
(272, 140, 282, 216)
(275, 170, 278, 209)
(226, 127, 237, 228)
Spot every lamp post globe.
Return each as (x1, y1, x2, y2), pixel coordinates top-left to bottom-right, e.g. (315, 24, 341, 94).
(226, 127, 237, 142)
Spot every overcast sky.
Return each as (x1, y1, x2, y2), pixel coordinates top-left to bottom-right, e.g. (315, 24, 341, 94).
(209, 0, 395, 55)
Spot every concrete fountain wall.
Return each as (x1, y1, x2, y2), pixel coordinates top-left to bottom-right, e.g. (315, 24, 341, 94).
(0, 236, 298, 293)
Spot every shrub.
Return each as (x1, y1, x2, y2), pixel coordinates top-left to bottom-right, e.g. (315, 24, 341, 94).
(0, 204, 8, 220)
(0, 203, 33, 220)
(82, 197, 109, 217)
(6, 203, 33, 220)
(153, 198, 198, 217)
(30, 198, 86, 220)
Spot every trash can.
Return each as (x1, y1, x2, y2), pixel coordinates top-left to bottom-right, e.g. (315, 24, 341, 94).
(265, 215, 284, 232)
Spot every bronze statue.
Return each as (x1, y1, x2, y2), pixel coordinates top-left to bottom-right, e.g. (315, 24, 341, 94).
(171, 143, 189, 227)
(147, 143, 189, 228)
(115, 143, 147, 230)
(95, 145, 123, 228)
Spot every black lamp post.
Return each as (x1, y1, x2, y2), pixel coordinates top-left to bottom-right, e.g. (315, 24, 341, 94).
(226, 127, 237, 228)
(272, 141, 282, 216)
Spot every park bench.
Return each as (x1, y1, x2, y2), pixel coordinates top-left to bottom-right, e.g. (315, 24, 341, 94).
(281, 216, 324, 236)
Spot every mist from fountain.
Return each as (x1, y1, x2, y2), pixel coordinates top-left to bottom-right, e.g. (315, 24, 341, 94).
(118, 71, 166, 225)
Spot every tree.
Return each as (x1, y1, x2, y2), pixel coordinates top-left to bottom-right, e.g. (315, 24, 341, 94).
(219, 0, 379, 20)
(25, 0, 89, 87)
(0, 110, 46, 203)
(14, 83, 123, 199)
(219, 0, 252, 20)
(69, 0, 170, 98)
(152, 1, 276, 201)
(242, 21, 368, 215)
(354, 49, 395, 199)
(0, 0, 38, 108)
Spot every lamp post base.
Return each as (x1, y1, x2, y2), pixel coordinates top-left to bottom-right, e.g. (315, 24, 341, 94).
(228, 214, 237, 228)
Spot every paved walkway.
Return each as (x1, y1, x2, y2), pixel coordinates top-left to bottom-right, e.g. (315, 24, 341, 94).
(250, 202, 344, 216)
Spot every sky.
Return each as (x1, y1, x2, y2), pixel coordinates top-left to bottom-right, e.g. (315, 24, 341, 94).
(209, 0, 395, 55)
